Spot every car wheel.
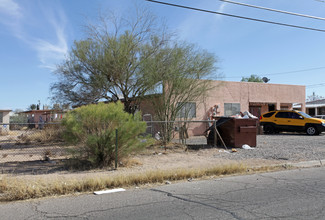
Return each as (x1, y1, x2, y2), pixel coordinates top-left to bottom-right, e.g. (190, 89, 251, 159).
(306, 126, 319, 135)
(263, 124, 274, 134)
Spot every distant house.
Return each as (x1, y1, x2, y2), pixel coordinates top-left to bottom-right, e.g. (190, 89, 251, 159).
(0, 109, 11, 133)
(20, 109, 66, 129)
(304, 99, 325, 116)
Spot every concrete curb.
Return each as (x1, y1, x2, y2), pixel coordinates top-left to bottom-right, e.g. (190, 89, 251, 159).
(285, 159, 324, 168)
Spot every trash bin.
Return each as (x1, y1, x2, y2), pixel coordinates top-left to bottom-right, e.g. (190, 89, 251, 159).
(206, 117, 232, 146)
(207, 117, 257, 148)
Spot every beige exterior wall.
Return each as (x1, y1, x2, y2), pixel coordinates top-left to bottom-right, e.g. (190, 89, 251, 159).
(199, 81, 305, 120)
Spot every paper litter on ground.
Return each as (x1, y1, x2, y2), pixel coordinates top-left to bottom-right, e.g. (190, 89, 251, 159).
(94, 188, 126, 195)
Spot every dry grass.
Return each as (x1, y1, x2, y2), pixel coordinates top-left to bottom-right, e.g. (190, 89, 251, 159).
(16, 126, 64, 145)
(0, 163, 289, 202)
(119, 158, 143, 168)
(0, 131, 9, 136)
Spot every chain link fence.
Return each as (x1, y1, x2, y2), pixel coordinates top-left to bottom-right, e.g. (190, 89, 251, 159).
(0, 123, 71, 174)
(142, 118, 260, 148)
(1, 119, 324, 175)
(0, 120, 214, 174)
(143, 120, 210, 145)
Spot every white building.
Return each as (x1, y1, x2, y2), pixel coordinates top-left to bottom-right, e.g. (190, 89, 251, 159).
(0, 109, 11, 133)
(305, 99, 325, 116)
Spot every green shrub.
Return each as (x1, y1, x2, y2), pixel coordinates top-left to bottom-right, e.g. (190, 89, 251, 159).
(62, 102, 150, 167)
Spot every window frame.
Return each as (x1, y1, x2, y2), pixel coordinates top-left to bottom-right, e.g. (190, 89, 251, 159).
(177, 102, 196, 119)
(224, 103, 241, 117)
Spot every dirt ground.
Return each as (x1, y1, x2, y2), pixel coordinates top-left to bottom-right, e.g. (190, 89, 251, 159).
(0, 144, 286, 183)
(127, 146, 283, 172)
(0, 132, 302, 179)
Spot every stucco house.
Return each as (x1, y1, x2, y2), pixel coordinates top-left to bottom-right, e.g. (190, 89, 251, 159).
(0, 109, 11, 133)
(139, 80, 306, 136)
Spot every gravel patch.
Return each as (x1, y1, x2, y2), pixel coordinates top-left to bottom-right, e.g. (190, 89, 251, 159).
(185, 133, 325, 162)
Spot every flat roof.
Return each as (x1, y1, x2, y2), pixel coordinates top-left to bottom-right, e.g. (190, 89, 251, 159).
(21, 110, 65, 113)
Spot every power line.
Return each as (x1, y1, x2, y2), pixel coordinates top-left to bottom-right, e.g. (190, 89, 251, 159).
(145, 0, 325, 33)
(224, 66, 325, 79)
(306, 83, 325, 88)
(221, 0, 325, 21)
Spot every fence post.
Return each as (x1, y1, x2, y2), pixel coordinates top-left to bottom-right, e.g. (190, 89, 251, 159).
(115, 129, 118, 170)
(214, 120, 217, 147)
(178, 121, 181, 144)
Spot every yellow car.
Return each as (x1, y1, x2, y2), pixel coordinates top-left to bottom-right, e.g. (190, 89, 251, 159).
(259, 110, 325, 135)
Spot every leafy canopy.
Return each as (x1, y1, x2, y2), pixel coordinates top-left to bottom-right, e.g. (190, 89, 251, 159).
(241, 74, 263, 82)
(51, 8, 170, 113)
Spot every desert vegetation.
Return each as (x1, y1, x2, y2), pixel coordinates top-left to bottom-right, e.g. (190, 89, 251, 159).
(62, 102, 153, 168)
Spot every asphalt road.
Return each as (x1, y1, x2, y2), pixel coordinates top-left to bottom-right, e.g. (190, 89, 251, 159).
(1, 167, 325, 220)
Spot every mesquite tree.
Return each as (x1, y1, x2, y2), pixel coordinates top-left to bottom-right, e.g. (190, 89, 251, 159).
(51, 8, 170, 113)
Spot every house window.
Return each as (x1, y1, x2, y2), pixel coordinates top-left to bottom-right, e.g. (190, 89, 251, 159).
(224, 103, 240, 117)
(0, 112, 3, 123)
(177, 102, 196, 118)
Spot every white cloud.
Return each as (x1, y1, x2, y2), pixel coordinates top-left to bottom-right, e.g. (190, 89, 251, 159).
(32, 9, 68, 70)
(0, 0, 68, 70)
(0, 0, 22, 36)
(34, 29, 68, 70)
(0, 0, 21, 17)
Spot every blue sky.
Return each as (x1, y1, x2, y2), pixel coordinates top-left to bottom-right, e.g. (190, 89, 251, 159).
(1, 0, 325, 110)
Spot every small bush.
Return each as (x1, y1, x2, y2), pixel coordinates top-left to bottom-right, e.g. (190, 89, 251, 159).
(62, 102, 151, 167)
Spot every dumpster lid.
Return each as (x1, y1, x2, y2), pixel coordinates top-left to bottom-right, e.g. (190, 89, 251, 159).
(205, 117, 232, 133)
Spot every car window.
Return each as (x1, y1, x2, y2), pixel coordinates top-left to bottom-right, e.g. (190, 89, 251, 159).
(298, 111, 312, 119)
(263, 112, 275, 118)
(292, 112, 302, 119)
(275, 112, 290, 118)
